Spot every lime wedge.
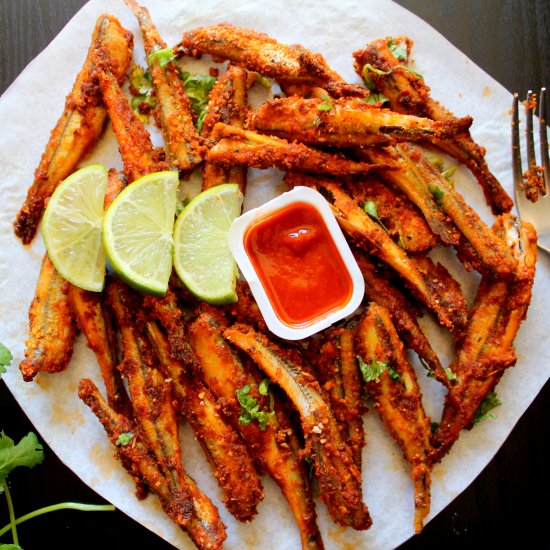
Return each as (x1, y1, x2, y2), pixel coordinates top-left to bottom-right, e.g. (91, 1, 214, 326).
(42, 164, 108, 292)
(174, 184, 243, 304)
(103, 171, 179, 296)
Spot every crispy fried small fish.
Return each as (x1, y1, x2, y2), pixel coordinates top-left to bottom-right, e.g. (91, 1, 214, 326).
(98, 69, 169, 182)
(14, 15, 133, 244)
(125, 0, 205, 171)
(224, 323, 372, 531)
(353, 250, 447, 384)
(355, 303, 432, 533)
(19, 255, 77, 382)
(248, 96, 472, 148)
(201, 65, 250, 193)
(145, 319, 264, 523)
(353, 37, 513, 214)
(315, 328, 365, 469)
(106, 282, 226, 549)
(188, 306, 324, 550)
(79, 378, 222, 548)
(364, 143, 518, 278)
(69, 285, 131, 416)
(343, 176, 439, 253)
(176, 23, 364, 98)
(208, 123, 386, 176)
(431, 215, 537, 464)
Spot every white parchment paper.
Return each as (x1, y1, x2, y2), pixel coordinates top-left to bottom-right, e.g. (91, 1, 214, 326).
(1, 1, 549, 549)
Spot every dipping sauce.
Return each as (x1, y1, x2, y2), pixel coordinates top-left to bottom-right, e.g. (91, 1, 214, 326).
(244, 201, 353, 327)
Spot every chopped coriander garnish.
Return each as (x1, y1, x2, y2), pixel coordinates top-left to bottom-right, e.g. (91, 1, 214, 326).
(0, 343, 13, 379)
(115, 432, 134, 447)
(443, 367, 459, 382)
(129, 64, 153, 95)
(357, 356, 401, 383)
(129, 65, 156, 122)
(428, 184, 445, 207)
(258, 378, 270, 395)
(430, 156, 456, 184)
(361, 63, 390, 90)
(365, 92, 389, 105)
(362, 62, 423, 91)
(316, 93, 334, 111)
(430, 421, 440, 433)
(473, 391, 502, 424)
(387, 38, 408, 61)
(148, 47, 175, 68)
(363, 200, 390, 233)
(236, 384, 275, 431)
(179, 72, 217, 129)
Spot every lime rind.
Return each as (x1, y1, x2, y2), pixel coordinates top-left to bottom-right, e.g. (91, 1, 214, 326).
(42, 164, 108, 292)
(173, 183, 243, 304)
(103, 171, 179, 296)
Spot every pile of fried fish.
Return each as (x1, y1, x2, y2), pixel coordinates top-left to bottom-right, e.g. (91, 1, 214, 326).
(13, 2, 537, 549)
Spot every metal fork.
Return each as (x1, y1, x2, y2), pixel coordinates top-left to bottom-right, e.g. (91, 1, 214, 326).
(512, 88, 550, 254)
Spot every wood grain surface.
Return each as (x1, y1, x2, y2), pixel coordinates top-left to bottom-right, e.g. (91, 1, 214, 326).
(0, 1, 548, 549)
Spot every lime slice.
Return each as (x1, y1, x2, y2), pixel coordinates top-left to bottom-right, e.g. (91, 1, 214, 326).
(174, 184, 243, 304)
(42, 164, 108, 292)
(103, 171, 179, 296)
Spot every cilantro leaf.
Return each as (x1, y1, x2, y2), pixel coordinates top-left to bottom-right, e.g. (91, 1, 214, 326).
(148, 47, 175, 68)
(316, 93, 334, 111)
(129, 64, 153, 95)
(179, 72, 216, 128)
(236, 384, 274, 431)
(363, 201, 389, 233)
(361, 63, 391, 90)
(0, 544, 24, 549)
(0, 343, 13, 379)
(387, 38, 408, 61)
(365, 92, 389, 105)
(0, 432, 44, 486)
(357, 356, 400, 383)
(473, 392, 502, 424)
(362, 62, 423, 91)
(115, 432, 134, 447)
(428, 184, 445, 207)
(443, 367, 459, 382)
(429, 156, 456, 184)
(129, 65, 156, 122)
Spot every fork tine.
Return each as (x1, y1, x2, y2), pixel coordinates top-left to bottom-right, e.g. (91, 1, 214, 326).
(525, 90, 537, 172)
(512, 93, 523, 201)
(539, 87, 549, 194)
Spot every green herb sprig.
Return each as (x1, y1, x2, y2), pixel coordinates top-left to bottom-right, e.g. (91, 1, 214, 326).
(357, 356, 401, 383)
(236, 380, 275, 431)
(0, 350, 114, 549)
(148, 47, 176, 68)
(179, 72, 217, 132)
(428, 184, 445, 207)
(0, 343, 12, 379)
(363, 201, 390, 233)
(473, 391, 502, 424)
(316, 93, 334, 112)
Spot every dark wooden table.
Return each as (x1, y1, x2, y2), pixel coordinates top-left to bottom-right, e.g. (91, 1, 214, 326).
(1, 1, 548, 549)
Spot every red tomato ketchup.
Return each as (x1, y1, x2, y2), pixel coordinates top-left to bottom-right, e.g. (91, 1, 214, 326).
(244, 201, 353, 327)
